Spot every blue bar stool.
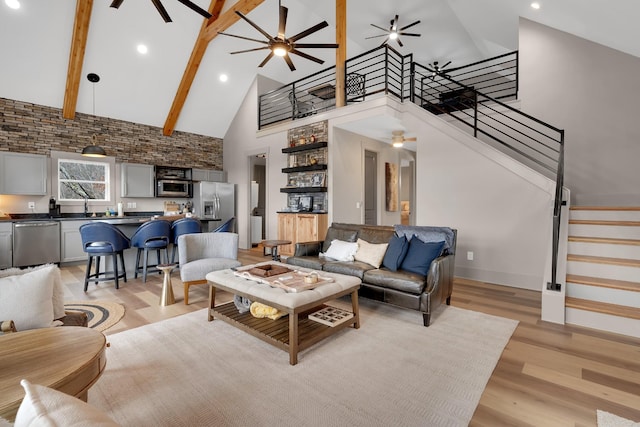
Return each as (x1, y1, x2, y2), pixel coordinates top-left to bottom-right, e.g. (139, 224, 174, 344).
(131, 219, 171, 283)
(80, 222, 131, 291)
(170, 217, 202, 264)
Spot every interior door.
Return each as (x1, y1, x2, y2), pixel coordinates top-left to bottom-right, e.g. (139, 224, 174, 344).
(364, 150, 377, 225)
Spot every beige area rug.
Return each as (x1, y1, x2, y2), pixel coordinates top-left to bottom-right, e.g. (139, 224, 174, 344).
(64, 301, 125, 332)
(598, 410, 640, 427)
(90, 300, 517, 427)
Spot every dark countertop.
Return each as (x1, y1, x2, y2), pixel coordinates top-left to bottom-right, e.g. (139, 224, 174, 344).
(0, 212, 219, 224)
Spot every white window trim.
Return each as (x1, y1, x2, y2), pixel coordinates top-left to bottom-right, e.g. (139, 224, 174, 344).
(50, 150, 115, 207)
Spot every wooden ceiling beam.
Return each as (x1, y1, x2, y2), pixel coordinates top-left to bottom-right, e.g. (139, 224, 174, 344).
(163, 0, 265, 136)
(62, 0, 93, 120)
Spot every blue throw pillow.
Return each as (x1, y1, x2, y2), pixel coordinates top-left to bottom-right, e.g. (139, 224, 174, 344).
(400, 237, 445, 276)
(382, 234, 409, 271)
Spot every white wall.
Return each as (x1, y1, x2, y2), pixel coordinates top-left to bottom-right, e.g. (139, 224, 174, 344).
(519, 18, 640, 206)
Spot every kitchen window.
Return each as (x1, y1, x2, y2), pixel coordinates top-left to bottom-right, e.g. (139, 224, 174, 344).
(50, 151, 116, 207)
(56, 157, 111, 202)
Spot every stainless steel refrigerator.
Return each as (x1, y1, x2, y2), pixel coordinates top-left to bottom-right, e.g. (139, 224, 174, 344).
(192, 182, 235, 232)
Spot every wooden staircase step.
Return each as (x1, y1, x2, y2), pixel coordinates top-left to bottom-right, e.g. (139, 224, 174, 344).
(566, 274, 640, 292)
(569, 219, 640, 227)
(568, 236, 640, 246)
(565, 297, 640, 320)
(567, 254, 640, 268)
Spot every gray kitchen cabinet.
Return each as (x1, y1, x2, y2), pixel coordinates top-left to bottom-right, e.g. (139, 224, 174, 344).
(192, 168, 226, 182)
(121, 163, 155, 198)
(0, 222, 12, 268)
(61, 220, 90, 263)
(0, 152, 47, 195)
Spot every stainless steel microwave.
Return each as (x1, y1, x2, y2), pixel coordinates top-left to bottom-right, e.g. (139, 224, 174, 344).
(156, 179, 192, 198)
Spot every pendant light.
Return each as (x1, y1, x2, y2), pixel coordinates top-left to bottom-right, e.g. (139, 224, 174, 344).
(81, 73, 107, 158)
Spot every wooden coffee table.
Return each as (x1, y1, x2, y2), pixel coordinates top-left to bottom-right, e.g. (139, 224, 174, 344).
(206, 262, 360, 365)
(0, 327, 107, 422)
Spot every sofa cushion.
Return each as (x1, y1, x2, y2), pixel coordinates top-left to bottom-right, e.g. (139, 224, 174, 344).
(400, 237, 445, 276)
(395, 225, 455, 254)
(286, 255, 329, 271)
(14, 379, 120, 427)
(0, 264, 64, 320)
(322, 227, 358, 252)
(180, 258, 242, 282)
(357, 226, 395, 244)
(0, 267, 58, 331)
(321, 240, 358, 262)
(354, 238, 389, 268)
(322, 260, 376, 280)
(363, 268, 426, 294)
(382, 234, 409, 271)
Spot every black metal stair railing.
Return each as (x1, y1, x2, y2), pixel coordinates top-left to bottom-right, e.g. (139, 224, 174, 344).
(257, 45, 565, 291)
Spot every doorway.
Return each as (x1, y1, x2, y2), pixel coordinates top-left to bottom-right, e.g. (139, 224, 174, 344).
(364, 150, 377, 225)
(400, 158, 415, 225)
(250, 154, 266, 248)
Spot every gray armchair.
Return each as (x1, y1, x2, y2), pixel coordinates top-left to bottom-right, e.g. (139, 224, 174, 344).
(178, 232, 242, 304)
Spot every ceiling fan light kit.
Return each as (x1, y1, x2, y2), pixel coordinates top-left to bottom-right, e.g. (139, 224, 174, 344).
(366, 14, 421, 47)
(218, 1, 338, 71)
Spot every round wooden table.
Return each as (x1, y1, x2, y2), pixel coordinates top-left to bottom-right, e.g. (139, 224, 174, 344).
(0, 327, 107, 422)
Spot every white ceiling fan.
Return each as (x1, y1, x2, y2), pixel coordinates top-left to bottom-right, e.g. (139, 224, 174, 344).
(390, 130, 416, 148)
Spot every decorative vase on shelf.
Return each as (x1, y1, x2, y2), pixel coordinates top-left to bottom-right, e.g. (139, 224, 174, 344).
(310, 134, 316, 143)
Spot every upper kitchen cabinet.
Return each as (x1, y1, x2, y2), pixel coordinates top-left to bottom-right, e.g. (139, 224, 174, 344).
(121, 163, 155, 198)
(0, 152, 47, 195)
(192, 168, 226, 182)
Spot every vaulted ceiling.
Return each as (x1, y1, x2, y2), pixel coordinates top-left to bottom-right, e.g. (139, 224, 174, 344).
(1, 0, 639, 139)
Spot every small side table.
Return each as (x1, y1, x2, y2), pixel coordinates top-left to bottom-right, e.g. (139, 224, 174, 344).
(157, 263, 177, 306)
(261, 240, 292, 261)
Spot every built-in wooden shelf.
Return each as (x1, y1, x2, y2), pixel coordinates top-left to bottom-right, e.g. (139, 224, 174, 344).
(280, 187, 327, 193)
(282, 141, 327, 154)
(281, 164, 327, 174)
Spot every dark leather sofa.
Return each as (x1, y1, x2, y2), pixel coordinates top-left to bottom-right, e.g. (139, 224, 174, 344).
(286, 223, 457, 326)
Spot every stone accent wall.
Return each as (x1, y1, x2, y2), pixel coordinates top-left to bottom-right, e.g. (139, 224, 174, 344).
(0, 97, 223, 169)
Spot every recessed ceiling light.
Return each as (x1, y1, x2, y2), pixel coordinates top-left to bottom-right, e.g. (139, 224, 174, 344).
(531, 2, 541, 9)
(219, 74, 228, 82)
(137, 44, 148, 54)
(5, 0, 20, 9)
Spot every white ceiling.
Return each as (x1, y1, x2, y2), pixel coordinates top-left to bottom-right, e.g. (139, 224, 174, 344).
(1, 0, 639, 139)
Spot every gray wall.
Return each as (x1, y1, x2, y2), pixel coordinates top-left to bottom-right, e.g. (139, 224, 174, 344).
(519, 18, 640, 206)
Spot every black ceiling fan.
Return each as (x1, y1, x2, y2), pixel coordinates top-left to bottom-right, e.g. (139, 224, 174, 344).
(110, 0, 212, 23)
(428, 60, 452, 79)
(217, 1, 338, 71)
(366, 14, 421, 47)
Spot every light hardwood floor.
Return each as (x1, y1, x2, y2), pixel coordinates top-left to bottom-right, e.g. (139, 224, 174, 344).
(59, 250, 640, 427)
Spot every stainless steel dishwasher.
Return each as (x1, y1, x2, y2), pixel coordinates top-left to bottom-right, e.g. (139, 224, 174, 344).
(12, 221, 61, 267)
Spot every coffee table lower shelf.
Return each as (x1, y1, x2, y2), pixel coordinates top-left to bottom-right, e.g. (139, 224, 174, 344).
(210, 301, 357, 365)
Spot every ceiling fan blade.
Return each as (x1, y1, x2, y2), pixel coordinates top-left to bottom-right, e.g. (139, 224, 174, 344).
(442, 61, 452, 68)
(399, 32, 421, 37)
(396, 37, 404, 47)
(283, 54, 296, 71)
(235, 11, 275, 42)
(391, 15, 399, 31)
(176, 0, 212, 19)
(405, 137, 417, 142)
(218, 32, 269, 44)
(288, 21, 329, 43)
(230, 46, 270, 54)
(278, 5, 288, 39)
(365, 34, 391, 39)
(294, 43, 339, 49)
(371, 24, 390, 33)
(151, 0, 172, 23)
(110, 0, 124, 8)
(379, 38, 389, 47)
(258, 51, 275, 68)
(399, 20, 420, 31)
(290, 49, 324, 64)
